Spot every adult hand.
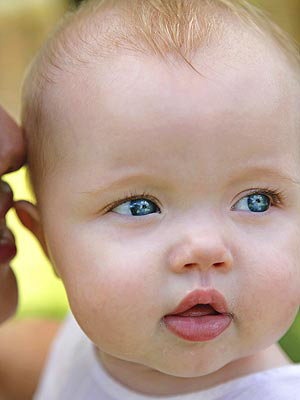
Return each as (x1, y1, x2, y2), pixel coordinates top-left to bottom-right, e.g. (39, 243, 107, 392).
(0, 105, 26, 324)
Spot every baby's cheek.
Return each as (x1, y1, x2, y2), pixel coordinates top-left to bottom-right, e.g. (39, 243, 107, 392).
(271, 261, 300, 326)
(237, 252, 300, 347)
(274, 223, 300, 306)
(66, 250, 159, 355)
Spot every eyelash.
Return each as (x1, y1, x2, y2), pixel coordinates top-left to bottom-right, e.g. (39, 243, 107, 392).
(231, 187, 286, 209)
(105, 187, 286, 213)
(105, 190, 159, 213)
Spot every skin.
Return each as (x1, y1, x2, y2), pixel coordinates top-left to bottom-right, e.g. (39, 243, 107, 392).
(17, 28, 300, 396)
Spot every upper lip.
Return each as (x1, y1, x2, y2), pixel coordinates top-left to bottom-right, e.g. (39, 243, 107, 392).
(166, 288, 230, 315)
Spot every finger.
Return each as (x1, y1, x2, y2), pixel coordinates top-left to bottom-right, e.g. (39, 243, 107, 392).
(0, 180, 13, 219)
(0, 265, 18, 324)
(0, 105, 27, 174)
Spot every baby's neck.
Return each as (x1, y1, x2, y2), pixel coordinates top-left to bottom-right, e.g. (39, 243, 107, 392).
(96, 344, 292, 397)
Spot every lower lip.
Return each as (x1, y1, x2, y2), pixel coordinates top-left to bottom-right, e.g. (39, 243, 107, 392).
(163, 314, 232, 342)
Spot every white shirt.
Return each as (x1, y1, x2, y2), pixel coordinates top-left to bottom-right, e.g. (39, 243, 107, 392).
(34, 312, 300, 400)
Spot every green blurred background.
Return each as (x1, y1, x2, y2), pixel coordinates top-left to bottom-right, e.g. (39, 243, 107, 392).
(0, 0, 300, 361)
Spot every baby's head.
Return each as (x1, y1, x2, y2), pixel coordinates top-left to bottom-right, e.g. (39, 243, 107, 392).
(18, 0, 300, 394)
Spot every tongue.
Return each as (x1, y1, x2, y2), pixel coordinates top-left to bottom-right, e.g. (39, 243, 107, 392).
(176, 304, 218, 317)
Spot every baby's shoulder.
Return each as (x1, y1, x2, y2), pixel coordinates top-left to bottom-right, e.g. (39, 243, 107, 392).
(33, 312, 99, 399)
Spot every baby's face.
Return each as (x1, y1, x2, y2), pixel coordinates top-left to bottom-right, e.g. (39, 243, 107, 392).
(38, 39, 300, 379)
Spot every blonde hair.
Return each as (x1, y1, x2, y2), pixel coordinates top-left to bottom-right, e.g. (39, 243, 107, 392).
(22, 0, 300, 195)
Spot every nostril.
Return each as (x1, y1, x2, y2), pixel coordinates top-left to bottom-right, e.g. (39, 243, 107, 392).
(214, 262, 225, 267)
(185, 262, 224, 268)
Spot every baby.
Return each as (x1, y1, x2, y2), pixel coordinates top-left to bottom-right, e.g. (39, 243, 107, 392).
(16, 0, 300, 398)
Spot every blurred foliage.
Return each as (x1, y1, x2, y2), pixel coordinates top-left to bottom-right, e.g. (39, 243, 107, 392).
(70, 0, 85, 6)
(280, 313, 300, 363)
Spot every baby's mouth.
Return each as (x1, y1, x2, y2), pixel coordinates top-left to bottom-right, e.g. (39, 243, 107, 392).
(162, 288, 233, 341)
(173, 304, 220, 317)
(163, 305, 232, 342)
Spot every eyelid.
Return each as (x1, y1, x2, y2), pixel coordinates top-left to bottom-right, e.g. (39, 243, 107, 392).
(104, 191, 161, 213)
(102, 186, 287, 215)
(231, 187, 286, 210)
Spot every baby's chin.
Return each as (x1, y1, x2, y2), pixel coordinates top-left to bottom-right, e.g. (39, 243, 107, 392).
(101, 350, 242, 396)
(97, 343, 235, 380)
(149, 340, 242, 379)
(147, 354, 230, 379)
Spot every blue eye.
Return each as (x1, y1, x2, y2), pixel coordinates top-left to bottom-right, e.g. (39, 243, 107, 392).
(233, 193, 272, 213)
(112, 198, 161, 216)
(108, 188, 283, 217)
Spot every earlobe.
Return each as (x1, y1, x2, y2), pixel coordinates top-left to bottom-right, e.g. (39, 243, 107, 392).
(13, 200, 49, 258)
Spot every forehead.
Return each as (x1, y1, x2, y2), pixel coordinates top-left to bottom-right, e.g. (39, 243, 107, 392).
(43, 34, 300, 186)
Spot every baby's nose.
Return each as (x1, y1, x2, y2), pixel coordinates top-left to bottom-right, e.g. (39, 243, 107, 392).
(167, 232, 233, 274)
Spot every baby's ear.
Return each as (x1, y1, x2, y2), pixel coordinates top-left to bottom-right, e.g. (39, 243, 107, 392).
(14, 201, 61, 278)
(14, 200, 49, 258)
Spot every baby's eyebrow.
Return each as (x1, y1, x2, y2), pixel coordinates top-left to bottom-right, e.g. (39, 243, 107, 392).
(227, 166, 300, 187)
(78, 173, 169, 197)
(78, 166, 300, 199)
